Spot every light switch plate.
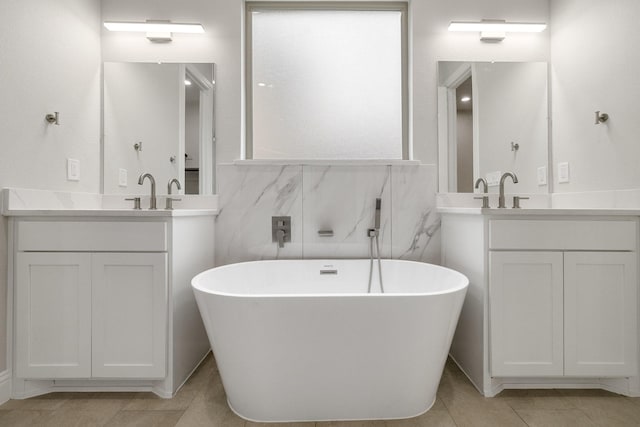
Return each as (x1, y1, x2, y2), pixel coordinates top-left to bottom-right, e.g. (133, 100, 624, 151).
(537, 166, 548, 186)
(67, 158, 80, 181)
(118, 168, 128, 187)
(558, 162, 570, 183)
(486, 171, 502, 187)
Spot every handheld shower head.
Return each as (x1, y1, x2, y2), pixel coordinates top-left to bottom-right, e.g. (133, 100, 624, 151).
(374, 198, 381, 230)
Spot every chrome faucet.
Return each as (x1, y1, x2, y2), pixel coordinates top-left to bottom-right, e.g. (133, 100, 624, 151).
(498, 172, 518, 208)
(474, 178, 490, 208)
(137, 173, 157, 210)
(166, 178, 182, 210)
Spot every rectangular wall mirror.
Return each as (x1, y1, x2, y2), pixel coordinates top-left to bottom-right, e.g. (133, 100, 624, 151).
(103, 62, 216, 195)
(437, 61, 549, 194)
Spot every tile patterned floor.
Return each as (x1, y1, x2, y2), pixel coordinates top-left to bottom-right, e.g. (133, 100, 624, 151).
(1, 355, 640, 426)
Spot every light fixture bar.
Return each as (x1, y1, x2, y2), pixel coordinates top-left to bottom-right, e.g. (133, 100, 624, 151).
(104, 21, 204, 34)
(448, 21, 547, 33)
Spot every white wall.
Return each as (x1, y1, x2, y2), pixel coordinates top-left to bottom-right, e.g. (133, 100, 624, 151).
(101, 0, 550, 165)
(551, 0, 640, 193)
(0, 0, 102, 372)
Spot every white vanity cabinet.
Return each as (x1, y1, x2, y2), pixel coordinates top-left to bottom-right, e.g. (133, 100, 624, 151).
(15, 252, 93, 378)
(489, 251, 564, 377)
(489, 219, 637, 378)
(14, 221, 168, 380)
(91, 252, 167, 378)
(442, 212, 640, 397)
(7, 213, 215, 399)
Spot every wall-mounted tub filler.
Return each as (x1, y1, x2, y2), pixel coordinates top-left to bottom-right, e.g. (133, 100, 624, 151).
(367, 198, 384, 293)
(272, 216, 291, 248)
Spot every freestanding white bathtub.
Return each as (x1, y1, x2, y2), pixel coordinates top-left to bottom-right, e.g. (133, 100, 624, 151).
(192, 259, 468, 422)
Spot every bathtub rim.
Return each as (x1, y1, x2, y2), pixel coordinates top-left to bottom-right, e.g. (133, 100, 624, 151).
(191, 258, 469, 299)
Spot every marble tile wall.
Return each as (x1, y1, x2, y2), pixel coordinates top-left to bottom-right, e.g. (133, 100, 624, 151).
(215, 164, 440, 266)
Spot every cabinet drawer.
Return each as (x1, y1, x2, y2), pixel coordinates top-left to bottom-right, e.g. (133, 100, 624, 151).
(18, 221, 167, 252)
(490, 220, 636, 251)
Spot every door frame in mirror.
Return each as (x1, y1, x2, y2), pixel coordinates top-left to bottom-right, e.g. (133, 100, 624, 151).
(437, 63, 472, 193)
(185, 64, 216, 195)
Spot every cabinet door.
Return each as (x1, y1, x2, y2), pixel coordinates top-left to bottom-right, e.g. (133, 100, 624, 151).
(564, 252, 637, 377)
(91, 253, 167, 378)
(490, 251, 564, 377)
(15, 253, 92, 378)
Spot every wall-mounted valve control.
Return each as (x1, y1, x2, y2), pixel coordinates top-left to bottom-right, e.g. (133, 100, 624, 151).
(272, 216, 291, 248)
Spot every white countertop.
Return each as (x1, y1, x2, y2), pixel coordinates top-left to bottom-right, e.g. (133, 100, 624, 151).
(437, 207, 640, 216)
(1, 188, 219, 217)
(3, 208, 218, 217)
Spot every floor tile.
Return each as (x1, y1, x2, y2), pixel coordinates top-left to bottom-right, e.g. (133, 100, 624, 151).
(0, 397, 68, 411)
(316, 421, 386, 426)
(497, 389, 576, 410)
(0, 409, 53, 427)
(627, 396, 640, 407)
(174, 394, 244, 427)
(105, 409, 185, 427)
(562, 395, 640, 426)
(246, 422, 315, 427)
(40, 399, 127, 427)
(447, 407, 528, 427)
(515, 409, 597, 427)
(438, 371, 513, 413)
(384, 409, 457, 426)
(123, 390, 198, 411)
(1, 357, 639, 427)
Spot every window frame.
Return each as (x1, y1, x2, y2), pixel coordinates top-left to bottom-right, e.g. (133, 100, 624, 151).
(245, 1, 409, 160)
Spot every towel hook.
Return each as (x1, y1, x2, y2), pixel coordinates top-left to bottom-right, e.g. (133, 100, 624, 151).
(45, 112, 59, 125)
(595, 111, 609, 124)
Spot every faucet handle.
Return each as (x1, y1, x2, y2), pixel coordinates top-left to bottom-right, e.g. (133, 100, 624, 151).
(473, 196, 490, 209)
(165, 197, 182, 210)
(125, 197, 141, 210)
(512, 196, 530, 209)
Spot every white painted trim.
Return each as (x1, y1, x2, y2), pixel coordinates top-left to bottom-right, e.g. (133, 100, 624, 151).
(0, 370, 11, 404)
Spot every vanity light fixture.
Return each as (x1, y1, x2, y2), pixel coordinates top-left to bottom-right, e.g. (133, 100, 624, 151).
(460, 96, 471, 103)
(103, 20, 204, 43)
(448, 20, 547, 42)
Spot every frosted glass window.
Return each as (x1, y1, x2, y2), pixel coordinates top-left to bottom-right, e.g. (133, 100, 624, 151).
(247, 4, 406, 159)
